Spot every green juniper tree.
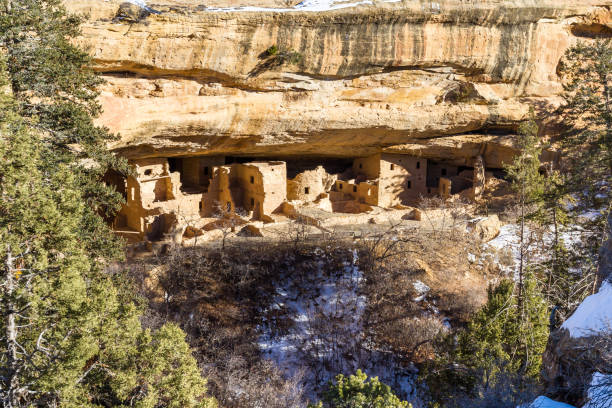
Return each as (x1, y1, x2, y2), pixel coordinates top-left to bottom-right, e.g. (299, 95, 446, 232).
(503, 113, 545, 308)
(0, 0, 129, 247)
(309, 370, 410, 408)
(558, 39, 612, 212)
(556, 39, 612, 297)
(422, 277, 548, 407)
(0, 61, 215, 407)
(0, 1, 216, 406)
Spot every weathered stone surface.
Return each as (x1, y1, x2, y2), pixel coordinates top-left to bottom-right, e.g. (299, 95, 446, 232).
(467, 214, 501, 242)
(65, 0, 612, 160)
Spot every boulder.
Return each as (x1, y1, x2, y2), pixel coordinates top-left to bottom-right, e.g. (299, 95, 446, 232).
(468, 215, 501, 242)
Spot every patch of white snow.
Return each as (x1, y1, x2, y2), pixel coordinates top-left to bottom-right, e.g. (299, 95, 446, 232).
(258, 249, 418, 404)
(584, 372, 612, 408)
(561, 281, 612, 338)
(412, 280, 430, 302)
(525, 396, 576, 408)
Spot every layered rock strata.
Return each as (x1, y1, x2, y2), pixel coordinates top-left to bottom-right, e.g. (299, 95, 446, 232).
(66, 0, 612, 163)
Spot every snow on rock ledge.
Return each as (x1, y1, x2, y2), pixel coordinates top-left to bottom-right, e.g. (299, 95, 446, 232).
(525, 396, 576, 408)
(561, 281, 612, 338)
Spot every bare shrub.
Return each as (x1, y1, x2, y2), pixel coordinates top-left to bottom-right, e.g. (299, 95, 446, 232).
(132, 243, 311, 407)
(209, 357, 306, 408)
(449, 369, 540, 408)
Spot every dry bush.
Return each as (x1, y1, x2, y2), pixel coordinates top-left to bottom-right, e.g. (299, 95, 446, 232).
(132, 238, 368, 407)
(449, 369, 540, 408)
(358, 220, 491, 364)
(208, 357, 305, 408)
(132, 243, 314, 407)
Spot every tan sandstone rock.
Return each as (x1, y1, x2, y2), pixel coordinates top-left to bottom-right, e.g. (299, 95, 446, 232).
(63, 0, 612, 161)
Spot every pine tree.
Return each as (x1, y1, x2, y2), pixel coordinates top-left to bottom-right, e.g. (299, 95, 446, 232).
(423, 277, 549, 406)
(0, 0, 129, 260)
(457, 276, 548, 381)
(555, 39, 611, 309)
(0, 1, 217, 405)
(309, 370, 410, 408)
(558, 39, 612, 212)
(504, 113, 545, 308)
(0, 62, 215, 407)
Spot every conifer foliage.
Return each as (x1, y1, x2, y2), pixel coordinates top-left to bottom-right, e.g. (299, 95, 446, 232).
(558, 39, 612, 210)
(423, 276, 549, 406)
(0, 2, 215, 407)
(309, 370, 410, 408)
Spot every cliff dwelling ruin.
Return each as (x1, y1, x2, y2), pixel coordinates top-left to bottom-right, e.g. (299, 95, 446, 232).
(109, 152, 499, 244)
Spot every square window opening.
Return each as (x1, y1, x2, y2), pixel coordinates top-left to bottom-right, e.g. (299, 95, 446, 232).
(250, 176, 254, 184)
(305, 187, 310, 194)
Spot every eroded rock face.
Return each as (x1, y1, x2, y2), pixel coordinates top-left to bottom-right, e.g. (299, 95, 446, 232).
(65, 0, 612, 161)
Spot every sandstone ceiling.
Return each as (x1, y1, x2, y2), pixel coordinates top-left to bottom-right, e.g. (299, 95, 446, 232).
(66, 0, 612, 166)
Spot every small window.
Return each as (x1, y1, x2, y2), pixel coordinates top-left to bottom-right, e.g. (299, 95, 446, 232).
(441, 168, 447, 176)
(250, 176, 254, 184)
(407, 180, 412, 189)
(339, 184, 343, 190)
(199, 202, 203, 211)
(390, 164, 395, 170)
(359, 163, 363, 169)
(204, 166, 209, 175)
(353, 185, 357, 192)
(416, 161, 420, 169)
(250, 198, 255, 206)
(144, 169, 152, 176)
(304, 187, 310, 194)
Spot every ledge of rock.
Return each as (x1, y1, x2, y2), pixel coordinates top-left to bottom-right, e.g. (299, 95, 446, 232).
(65, 0, 612, 160)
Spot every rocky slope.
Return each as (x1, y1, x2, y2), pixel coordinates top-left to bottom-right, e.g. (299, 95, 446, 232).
(66, 0, 612, 163)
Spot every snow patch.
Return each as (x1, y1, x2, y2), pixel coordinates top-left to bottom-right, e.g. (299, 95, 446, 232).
(584, 372, 612, 408)
(412, 280, 430, 302)
(525, 396, 576, 408)
(106, 0, 403, 13)
(562, 281, 612, 338)
(258, 249, 418, 404)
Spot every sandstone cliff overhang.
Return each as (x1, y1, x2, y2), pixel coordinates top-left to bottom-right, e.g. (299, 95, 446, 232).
(66, 0, 612, 161)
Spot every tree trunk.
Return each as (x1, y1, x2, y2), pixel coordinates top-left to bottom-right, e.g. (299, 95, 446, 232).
(3, 246, 20, 408)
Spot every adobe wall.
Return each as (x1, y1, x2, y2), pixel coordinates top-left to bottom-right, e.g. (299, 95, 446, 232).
(353, 154, 381, 180)
(114, 157, 209, 241)
(254, 162, 287, 215)
(287, 166, 337, 202)
(234, 162, 286, 217)
(427, 162, 459, 188)
(175, 156, 225, 190)
(203, 161, 287, 218)
(439, 177, 452, 199)
(378, 153, 427, 207)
